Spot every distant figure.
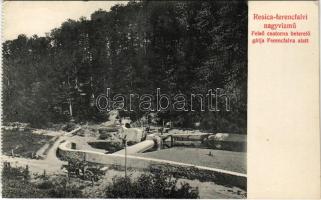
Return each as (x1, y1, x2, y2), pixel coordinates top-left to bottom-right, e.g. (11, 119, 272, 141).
(194, 122, 201, 127)
(165, 121, 172, 128)
(145, 127, 150, 133)
(159, 127, 164, 135)
(125, 123, 131, 128)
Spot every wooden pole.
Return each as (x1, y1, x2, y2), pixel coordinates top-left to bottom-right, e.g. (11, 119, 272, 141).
(69, 99, 73, 117)
(125, 138, 127, 177)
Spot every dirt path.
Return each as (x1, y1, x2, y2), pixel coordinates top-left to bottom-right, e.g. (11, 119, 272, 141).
(35, 136, 58, 158)
(2, 155, 64, 175)
(44, 136, 66, 166)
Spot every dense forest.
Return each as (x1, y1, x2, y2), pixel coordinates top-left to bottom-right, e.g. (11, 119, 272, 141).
(2, 1, 247, 133)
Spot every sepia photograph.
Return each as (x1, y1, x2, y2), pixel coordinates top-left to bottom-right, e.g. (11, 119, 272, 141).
(2, 1, 247, 198)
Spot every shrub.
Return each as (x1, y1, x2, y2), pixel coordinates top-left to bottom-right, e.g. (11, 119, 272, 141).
(2, 162, 30, 181)
(2, 163, 85, 198)
(44, 178, 84, 198)
(62, 122, 77, 132)
(104, 172, 199, 198)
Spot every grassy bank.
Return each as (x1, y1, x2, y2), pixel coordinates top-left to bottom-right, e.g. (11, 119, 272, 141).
(2, 130, 53, 158)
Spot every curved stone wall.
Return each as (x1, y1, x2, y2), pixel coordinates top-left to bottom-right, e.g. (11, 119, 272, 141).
(57, 140, 247, 189)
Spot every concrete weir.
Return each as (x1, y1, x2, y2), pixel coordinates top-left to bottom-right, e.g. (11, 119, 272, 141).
(113, 133, 161, 155)
(113, 140, 155, 155)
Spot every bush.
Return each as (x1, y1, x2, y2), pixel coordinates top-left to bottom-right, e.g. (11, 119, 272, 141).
(43, 178, 84, 198)
(2, 163, 85, 198)
(2, 162, 30, 181)
(62, 122, 77, 132)
(104, 172, 199, 198)
(2, 179, 47, 198)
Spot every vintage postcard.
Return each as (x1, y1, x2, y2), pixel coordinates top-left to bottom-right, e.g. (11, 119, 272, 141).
(0, 0, 319, 199)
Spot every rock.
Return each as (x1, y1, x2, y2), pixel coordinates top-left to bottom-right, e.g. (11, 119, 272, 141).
(120, 127, 145, 143)
(208, 133, 229, 141)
